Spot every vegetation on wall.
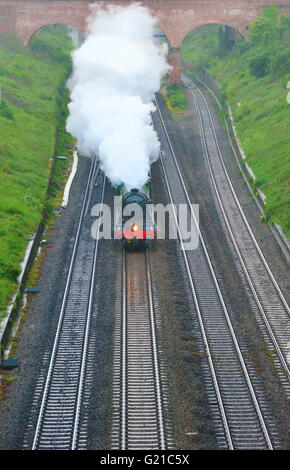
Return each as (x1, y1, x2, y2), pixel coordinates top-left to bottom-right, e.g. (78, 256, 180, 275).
(182, 7, 290, 237)
(161, 83, 187, 120)
(0, 26, 74, 319)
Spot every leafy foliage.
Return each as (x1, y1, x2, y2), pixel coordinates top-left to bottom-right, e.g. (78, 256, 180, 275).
(167, 83, 187, 109)
(0, 99, 14, 120)
(162, 83, 187, 119)
(249, 54, 270, 78)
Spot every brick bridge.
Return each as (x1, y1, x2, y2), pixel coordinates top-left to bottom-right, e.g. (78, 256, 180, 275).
(0, 1, 289, 81)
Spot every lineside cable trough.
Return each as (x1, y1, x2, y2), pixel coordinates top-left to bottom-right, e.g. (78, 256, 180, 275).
(1, 358, 19, 370)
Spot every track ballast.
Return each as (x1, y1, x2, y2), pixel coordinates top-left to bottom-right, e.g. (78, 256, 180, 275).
(24, 156, 105, 450)
(111, 249, 174, 450)
(153, 97, 283, 449)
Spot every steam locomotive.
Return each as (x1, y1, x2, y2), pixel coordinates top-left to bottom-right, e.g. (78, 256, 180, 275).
(115, 181, 155, 250)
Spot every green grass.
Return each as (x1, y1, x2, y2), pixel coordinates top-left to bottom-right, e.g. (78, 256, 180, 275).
(161, 83, 187, 119)
(181, 9, 290, 237)
(0, 26, 74, 316)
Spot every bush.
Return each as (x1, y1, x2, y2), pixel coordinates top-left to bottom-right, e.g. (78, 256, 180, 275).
(249, 15, 279, 46)
(249, 54, 270, 78)
(167, 83, 187, 110)
(233, 40, 252, 56)
(0, 99, 14, 120)
(279, 14, 290, 40)
(271, 49, 290, 76)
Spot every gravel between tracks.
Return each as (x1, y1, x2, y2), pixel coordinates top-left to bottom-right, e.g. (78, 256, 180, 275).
(0, 156, 92, 449)
(151, 92, 289, 448)
(0, 88, 288, 449)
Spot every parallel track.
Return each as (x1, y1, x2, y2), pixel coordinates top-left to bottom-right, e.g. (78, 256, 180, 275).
(153, 97, 279, 449)
(24, 155, 105, 450)
(182, 75, 290, 392)
(111, 249, 172, 450)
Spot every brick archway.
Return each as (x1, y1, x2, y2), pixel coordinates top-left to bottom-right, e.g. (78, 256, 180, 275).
(0, 0, 289, 82)
(182, 20, 247, 43)
(24, 22, 86, 46)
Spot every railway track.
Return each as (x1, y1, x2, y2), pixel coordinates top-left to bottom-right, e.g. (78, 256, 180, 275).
(23, 155, 105, 450)
(111, 248, 174, 450)
(182, 75, 290, 394)
(153, 97, 283, 449)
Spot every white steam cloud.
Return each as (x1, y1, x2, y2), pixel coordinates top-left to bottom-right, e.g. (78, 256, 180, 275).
(66, 4, 170, 190)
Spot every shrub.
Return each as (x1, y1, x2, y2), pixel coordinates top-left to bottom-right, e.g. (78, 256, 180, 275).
(271, 49, 290, 76)
(279, 14, 290, 40)
(167, 83, 187, 110)
(233, 40, 252, 56)
(249, 15, 279, 46)
(249, 54, 270, 78)
(0, 99, 14, 120)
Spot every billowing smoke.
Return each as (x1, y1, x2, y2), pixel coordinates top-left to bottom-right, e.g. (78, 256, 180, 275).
(66, 4, 170, 190)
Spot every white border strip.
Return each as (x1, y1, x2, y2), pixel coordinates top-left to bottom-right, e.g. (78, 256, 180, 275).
(62, 146, 79, 208)
(0, 234, 36, 352)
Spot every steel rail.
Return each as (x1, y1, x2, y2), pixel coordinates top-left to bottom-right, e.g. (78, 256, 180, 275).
(118, 248, 166, 450)
(71, 172, 106, 449)
(146, 247, 166, 450)
(154, 97, 274, 449)
(183, 75, 289, 314)
(31, 156, 105, 449)
(158, 143, 233, 450)
(182, 70, 290, 263)
(84, 155, 100, 216)
(182, 75, 290, 381)
(120, 248, 127, 450)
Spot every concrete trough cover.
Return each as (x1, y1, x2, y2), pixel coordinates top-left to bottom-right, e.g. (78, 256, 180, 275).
(41, 239, 51, 246)
(25, 286, 40, 294)
(1, 358, 19, 370)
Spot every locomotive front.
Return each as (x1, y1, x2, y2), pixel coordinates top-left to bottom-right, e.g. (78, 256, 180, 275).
(115, 184, 155, 250)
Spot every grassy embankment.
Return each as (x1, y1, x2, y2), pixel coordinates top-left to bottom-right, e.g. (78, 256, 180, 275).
(181, 7, 290, 237)
(0, 27, 74, 321)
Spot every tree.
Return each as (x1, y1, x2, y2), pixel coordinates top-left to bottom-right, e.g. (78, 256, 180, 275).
(0, 99, 14, 120)
(279, 14, 290, 40)
(218, 25, 238, 56)
(249, 16, 279, 46)
(249, 54, 270, 78)
(271, 49, 290, 76)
